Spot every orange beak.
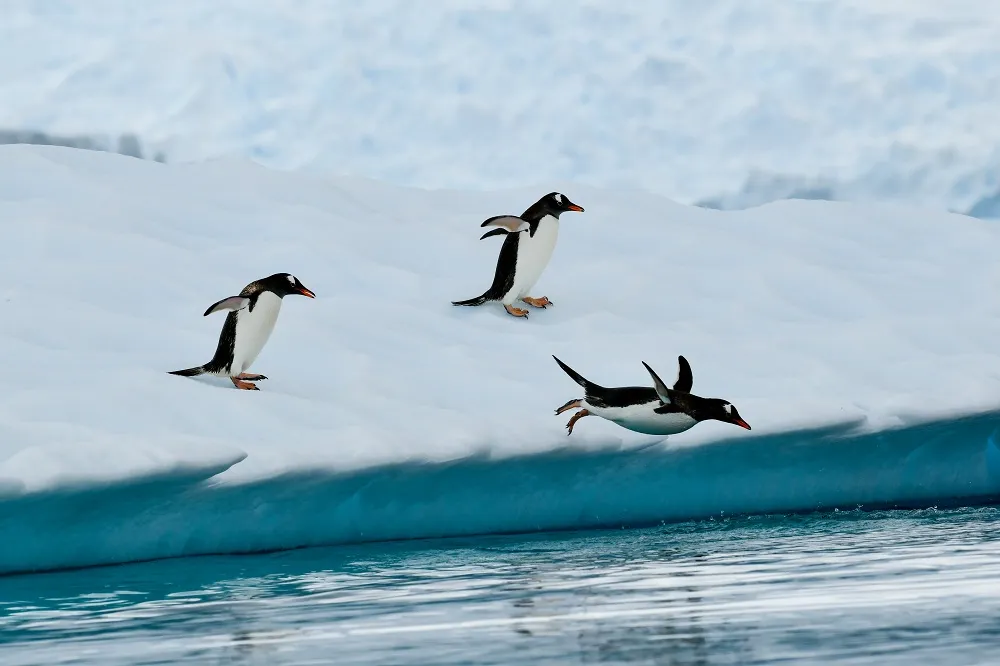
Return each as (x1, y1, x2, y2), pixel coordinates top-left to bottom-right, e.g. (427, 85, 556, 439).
(299, 287, 316, 298)
(567, 203, 584, 212)
(733, 417, 751, 430)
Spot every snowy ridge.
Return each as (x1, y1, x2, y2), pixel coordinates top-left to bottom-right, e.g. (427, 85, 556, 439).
(2, 145, 1000, 573)
(4, 1, 1000, 213)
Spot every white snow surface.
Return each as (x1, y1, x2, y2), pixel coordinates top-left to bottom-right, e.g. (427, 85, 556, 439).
(0, 144, 998, 497)
(4, 1, 1000, 211)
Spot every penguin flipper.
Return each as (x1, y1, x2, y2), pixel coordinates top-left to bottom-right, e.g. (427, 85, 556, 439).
(479, 228, 510, 240)
(673, 356, 693, 393)
(642, 361, 675, 405)
(480, 215, 528, 233)
(203, 296, 250, 317)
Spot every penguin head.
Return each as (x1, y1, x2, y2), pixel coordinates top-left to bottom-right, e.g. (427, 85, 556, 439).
(540, 192, 585, 218)
(698, 399, 751, 431)
(261, 273, 316, 299)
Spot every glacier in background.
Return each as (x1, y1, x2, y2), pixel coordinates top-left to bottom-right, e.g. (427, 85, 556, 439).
(3, 1, 1000, 217)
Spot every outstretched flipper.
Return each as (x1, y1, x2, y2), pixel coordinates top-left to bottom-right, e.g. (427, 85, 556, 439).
(673, 356, 693, 393)
(642, 355, 693, 404)
(480, 228, 510, 240)
(481, 215, 528, 232)
(203, 296, 250, 317)
(480, 216, 528, 240)
(480, 215, 528, 240)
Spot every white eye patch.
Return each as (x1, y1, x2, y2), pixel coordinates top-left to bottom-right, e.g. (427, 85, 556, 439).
(287, 275, 297, 285)
(554, 193, 563, 204)
(724, 403, 732, 414)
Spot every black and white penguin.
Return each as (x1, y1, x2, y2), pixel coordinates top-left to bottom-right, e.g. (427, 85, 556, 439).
(552, 355, 751, 435)
(452, 192, 584, 318)
(169, 273, 316, 390)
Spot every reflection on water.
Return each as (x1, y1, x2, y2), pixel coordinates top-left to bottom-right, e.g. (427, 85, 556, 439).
(2, 507, 1000, 665)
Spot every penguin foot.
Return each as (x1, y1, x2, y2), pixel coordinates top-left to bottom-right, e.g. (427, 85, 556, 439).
(565, 409, 591, 435)
(522, 296, 552, 308)
(231, 377, 260, 391)
(236, 373, 267, 381)
(555, 398, 582, 415)
(504, 304, 530, 318)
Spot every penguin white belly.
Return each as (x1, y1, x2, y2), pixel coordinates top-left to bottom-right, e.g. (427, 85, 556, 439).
(231, 292, 283, 373)
(504, 216, 559, 303)
(586, 400, 698, 436)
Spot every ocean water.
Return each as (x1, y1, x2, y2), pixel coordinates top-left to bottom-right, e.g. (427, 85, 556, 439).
(3, 507, 1000, 665)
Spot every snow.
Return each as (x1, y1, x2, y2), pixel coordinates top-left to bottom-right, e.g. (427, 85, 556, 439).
(1, 144, 1000, 574)
(3, 1, 1000, 213)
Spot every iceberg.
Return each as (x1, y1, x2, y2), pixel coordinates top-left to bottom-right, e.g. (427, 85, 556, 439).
(1, 145, 999, 575)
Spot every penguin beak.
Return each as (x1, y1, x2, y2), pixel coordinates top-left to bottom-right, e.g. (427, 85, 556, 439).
(298, 287, 316, 298)
(732, 417, 751, 430)
(566, 203, 584, 212)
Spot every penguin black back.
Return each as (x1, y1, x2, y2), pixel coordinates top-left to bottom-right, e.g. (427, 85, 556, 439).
(451, 233, 520, 306)
(202, 310, 240, 374)
(552, 356, 660, 409)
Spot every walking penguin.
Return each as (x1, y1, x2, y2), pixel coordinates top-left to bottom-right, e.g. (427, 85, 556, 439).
(169, 273, 316, 390)
(452, 192, 584, 318)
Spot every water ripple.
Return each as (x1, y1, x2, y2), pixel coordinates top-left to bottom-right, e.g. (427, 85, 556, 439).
(2, 507, 999, 665)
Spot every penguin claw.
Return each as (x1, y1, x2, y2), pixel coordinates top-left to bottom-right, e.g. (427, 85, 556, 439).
(522, 296, 552, 309)
(504, 305, 530, 318)
(565, 409, 591, 435)
(231, 377, 261, 391)
(237, 373, 267, 381)
(555, 398, 582, 415)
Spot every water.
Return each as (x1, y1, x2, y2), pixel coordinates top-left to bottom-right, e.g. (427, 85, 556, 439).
(2, 507, 1000, 665)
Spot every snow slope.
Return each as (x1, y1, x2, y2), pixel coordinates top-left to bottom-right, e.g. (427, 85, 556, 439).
(4, 1, 1000, 212)
(1, 145, 1000, 574)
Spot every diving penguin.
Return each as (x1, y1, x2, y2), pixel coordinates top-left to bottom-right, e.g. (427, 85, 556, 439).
(552, 355, 751, 435)
(169, 273, 316, 390)
(452, 192, 584, 318)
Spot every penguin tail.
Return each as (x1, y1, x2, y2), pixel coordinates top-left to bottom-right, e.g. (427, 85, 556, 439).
(451, 293, 490, 307)
(552, 356, 602, 394)
(168, 365, 207, 377)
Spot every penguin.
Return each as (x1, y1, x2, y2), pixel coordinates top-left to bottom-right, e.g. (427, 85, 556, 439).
(169, 273, 316, 390)
(452, 192, 584, 318)
(552, 355, 751, 435)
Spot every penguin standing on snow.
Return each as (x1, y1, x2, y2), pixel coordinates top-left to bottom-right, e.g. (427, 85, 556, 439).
(552, 355, 751, 435)
(452, 192, 584, 318)
(169, 273, 316, 390)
